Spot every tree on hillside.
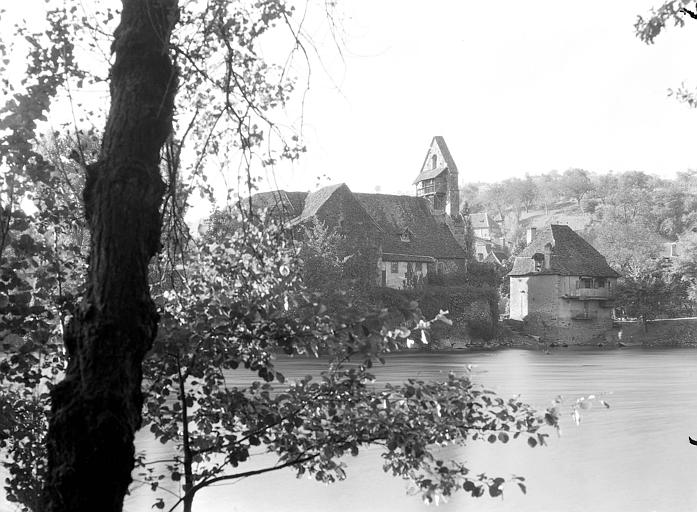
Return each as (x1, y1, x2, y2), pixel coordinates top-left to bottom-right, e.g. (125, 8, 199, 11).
(532, 172, 561, 215)
(596, 172, 656, 226)
(587, 219, 664, 278)
(480, 183, 508, 220)
(559, 168, 593, 206)
(590, 172, 618, 210)
(671, 231, 697, 307)
(504, 176, 538, 215)
(460, 183, 483, 212)
(501, 179, 525, 221)
(615, 266, 688, 327)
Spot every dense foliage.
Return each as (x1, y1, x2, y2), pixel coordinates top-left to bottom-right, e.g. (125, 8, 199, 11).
(368, 285, 499, 341)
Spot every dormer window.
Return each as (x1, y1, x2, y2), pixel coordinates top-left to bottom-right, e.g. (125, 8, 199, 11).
(431, 154, 437, 169)
(532, 253, 544, 272)
(400, 228, 412, 243)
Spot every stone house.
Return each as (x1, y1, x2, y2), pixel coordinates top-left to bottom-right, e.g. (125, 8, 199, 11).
(508, 224, 620, 343)
(252, 182, 466, 289)
(354, 192, 466, 288)
(469, 212, 506, 262)
(469, 212, 501, 241)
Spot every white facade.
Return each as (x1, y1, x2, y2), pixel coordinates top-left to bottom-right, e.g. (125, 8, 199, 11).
(379, 260, 429, 289)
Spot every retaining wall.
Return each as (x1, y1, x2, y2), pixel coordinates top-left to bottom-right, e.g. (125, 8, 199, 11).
(615, 318, 697, 347)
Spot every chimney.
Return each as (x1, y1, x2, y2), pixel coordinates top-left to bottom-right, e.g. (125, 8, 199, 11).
(526, 227, 537, 245)
(543, 242, 552, 270)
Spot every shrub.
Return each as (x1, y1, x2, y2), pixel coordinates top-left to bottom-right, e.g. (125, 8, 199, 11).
(367, 285, 499, 341)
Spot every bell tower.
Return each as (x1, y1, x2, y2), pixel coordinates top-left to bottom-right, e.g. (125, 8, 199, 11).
(413, 136, 459, 218)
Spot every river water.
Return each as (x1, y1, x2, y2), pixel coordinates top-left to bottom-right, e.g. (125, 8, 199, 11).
(122, 348, 697, 512)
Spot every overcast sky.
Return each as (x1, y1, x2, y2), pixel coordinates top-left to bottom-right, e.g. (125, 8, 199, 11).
(269, 0, 697, 195)
(5, 1, 697, 204)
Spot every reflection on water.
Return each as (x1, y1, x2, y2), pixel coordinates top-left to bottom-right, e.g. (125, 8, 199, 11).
(123, 348, 697, 512)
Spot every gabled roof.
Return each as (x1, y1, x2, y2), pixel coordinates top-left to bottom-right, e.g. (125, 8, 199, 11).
(430, 136, 458, 173)
(293, 183, 346, 223)
(509, 224, 620, 277)
(354, 193, 465, 260)
(250, 190, 308, 219)
(484, 251, 507, 266)
(413, 136, 458, 184)
(249, 184, 466, 262)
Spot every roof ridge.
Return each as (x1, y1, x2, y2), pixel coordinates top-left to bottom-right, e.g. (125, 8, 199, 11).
(510, 224, 619, 277)
(414, 136, 458, 184)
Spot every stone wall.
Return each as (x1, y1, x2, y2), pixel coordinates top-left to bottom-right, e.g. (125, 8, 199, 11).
(614, 318, 697, 347)
(510, 274, 615, 343)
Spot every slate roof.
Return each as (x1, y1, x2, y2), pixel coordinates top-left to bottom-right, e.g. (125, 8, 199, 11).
(413, 136, 458, 184)
(292, 183, 346, 223)
(354, 192, 465, 260)
(249, 183, 466, 262)
(509, 224, 619, 277)
(250, 190, 308, 219)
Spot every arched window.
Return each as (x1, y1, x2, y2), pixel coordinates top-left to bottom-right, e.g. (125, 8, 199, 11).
(431, 154, 437, 169)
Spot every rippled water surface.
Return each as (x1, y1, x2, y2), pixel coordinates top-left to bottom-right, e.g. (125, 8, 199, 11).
(122, 348, 697, 512)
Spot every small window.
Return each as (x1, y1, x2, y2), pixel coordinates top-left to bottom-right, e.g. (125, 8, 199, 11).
(432, 154, 437, 169)
(415, 262, 422, 272)
(477, 253, 484, 262)
(390, 262, 399, 273)
(578, 277, 593, 289)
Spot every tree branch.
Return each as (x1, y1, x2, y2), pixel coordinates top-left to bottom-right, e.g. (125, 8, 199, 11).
(165, 454, 318, 512)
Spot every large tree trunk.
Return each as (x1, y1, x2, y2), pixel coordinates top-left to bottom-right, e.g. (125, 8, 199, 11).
(42, 1, 179, 511)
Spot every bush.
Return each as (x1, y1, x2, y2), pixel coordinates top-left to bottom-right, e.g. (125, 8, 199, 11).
(367, 285, 499, 341)
(427, 261, 501, 289)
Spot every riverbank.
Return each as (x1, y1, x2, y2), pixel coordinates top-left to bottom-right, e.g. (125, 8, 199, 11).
(433, 317, 697, 350)
(613, 317, 697, 347)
